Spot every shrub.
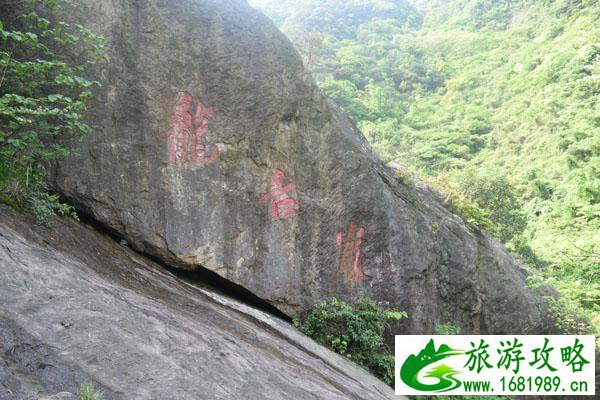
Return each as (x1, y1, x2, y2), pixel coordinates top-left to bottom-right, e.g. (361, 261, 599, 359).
(394, 168, 415, 185)
(547, 296, 594, 336)
(27, 190, 77, 225)
(455, 171, 528, 243)
(428, 173, 495, 233)
(0, 0, 104, 225)
(294, 297, 407, 387)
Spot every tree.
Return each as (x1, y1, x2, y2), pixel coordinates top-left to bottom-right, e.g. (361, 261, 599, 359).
(455, 171, 528, 243)
(0, 0, 105, 224)
(297, 31, 323, 69)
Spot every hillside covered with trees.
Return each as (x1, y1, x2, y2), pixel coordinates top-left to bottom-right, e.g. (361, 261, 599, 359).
(251, 0, 599, 332)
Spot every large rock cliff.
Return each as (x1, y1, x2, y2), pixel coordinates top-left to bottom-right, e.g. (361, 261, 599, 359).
(0, 206, 396, 399)
(37, 0, 551, 334)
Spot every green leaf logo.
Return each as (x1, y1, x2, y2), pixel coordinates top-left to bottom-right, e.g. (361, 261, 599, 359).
(400, 339, 464, 392)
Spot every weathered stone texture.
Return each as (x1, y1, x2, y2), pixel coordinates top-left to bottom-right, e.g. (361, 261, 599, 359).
(0, 206, 396, 400)
(42, 0, 551, 334)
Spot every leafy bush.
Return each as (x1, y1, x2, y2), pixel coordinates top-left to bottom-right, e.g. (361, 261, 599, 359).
(0, 0, 104, 224)
(27, 190, 77, 225)
(294, 297, 407, 387)
(454, 171, 528, 243)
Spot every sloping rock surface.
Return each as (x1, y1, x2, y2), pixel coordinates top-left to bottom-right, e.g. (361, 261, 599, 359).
(0, 206, 396, 400)
(36, 0, 552, 333)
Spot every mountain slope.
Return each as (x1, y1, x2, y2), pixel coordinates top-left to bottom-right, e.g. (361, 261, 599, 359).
(250, 0, 600, 328)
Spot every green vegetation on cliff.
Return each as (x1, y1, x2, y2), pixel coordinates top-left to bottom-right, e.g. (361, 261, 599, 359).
(0, 0, 104, 225)
(294, 298, 407, 387)
(251, 0, 599, 331)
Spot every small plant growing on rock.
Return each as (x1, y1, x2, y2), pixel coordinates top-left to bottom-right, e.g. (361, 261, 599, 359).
(79, 383, 102, 400)
(394, 169, 415, 185)
(435, 323, 461, 335)
(428, 173, 495, 233)
(294, 297, 407, 387)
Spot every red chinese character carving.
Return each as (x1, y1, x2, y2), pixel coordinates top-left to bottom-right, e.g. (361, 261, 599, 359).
(161, 91, 193, 165)
(334, 221, 367, 282)
(259, 169, 299, 220)
(161, 91, 219, 165)
(190, 100, 219, 164)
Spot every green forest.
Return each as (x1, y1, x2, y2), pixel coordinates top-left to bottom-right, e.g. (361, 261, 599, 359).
(251, 0, 599, 334)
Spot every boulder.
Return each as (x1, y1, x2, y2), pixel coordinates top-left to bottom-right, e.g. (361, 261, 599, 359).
(0, 206, 396, 399)
(40, 0, 551, 333)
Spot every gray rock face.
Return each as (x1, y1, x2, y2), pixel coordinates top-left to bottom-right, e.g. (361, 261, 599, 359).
(0, 206, 396, 400)
(46, 0, 551, 333)
(38, 394, 76, 400)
